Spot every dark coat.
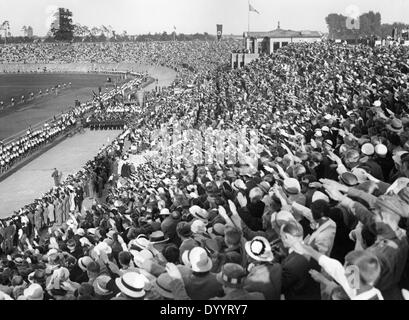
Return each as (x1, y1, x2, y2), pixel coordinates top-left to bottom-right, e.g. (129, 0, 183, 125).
(281, 251, 321, 300)
(184, 272, 224, 300)
(238, 201, 265, 231)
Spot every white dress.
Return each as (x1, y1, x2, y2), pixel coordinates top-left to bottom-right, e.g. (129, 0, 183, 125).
(48, 203, 55, 223)
(69, 192, 76, 212)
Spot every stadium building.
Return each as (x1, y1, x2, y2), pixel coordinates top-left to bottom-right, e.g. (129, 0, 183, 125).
(231, 24, 322, 69)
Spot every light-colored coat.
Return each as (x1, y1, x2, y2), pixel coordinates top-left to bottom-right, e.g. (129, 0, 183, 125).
(305, 218, 337, 256)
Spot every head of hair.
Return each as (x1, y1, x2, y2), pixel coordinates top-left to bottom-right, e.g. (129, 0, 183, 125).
(344, 250, 381, 286)
(224, 227, 242, 246)
(162, 244, 180, 264)
(118, 251, 132, 266)
(87, 261, 100, 275)
(281, 221, 304, 239)
(11, 275, 23, 286)
(361, 223, 377, 248)
(224, 251, 242, 265)
(310, 200, 330, 221)
(388, 133, 401, 147)
(78, 283, 95, 297)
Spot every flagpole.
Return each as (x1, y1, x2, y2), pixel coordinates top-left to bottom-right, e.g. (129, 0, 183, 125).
(248, 0, 250, 33)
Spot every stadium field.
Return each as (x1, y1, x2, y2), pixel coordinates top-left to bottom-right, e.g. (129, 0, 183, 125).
(0, 73, 119, 106)
(0, 73, 121, 140)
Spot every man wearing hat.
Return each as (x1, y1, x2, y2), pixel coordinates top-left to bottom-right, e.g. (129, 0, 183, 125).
(283, 178, 306, 206)
(70, 256, 92, 284)
(161, 210, 181, 244)
(181, 247, 223, 300)
(112, 272, 149, 300)
(18, 283, 44, 300)
(210, 263, 265, 300)
(176, 222, 199, 260)
(236, 188, 265, 231)
(374, 144, 394, 182)
(65, 238, 83, 260)
(360, 143, 384, 181)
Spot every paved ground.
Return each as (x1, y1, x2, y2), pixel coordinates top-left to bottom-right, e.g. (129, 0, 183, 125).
(0, 129, 121, 218)
(141, 65, 177, 90)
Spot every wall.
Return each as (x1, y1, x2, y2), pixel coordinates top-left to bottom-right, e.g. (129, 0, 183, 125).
(230, 53, 259, 69)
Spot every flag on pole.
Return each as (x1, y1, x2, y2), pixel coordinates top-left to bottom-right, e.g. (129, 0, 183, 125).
(249, 3, 260, 14)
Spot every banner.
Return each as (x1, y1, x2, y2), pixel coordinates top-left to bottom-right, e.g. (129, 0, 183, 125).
(392, 28, 398, 40)
(216, 24, 223, 41)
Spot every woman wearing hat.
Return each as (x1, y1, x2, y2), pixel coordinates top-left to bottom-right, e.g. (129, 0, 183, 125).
(54, 196, 64, 226)
(243, 236, 282, 300)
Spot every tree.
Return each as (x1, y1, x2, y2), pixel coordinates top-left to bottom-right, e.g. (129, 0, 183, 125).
(325, 13, 347, 39)
(359, 11, 381, 37)
(380, 22, 409, 39)
(326, 11, 382, 40)
(51, 8, 74, 41)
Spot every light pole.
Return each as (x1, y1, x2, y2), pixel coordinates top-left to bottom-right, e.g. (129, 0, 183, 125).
(5, 25, 9, 45)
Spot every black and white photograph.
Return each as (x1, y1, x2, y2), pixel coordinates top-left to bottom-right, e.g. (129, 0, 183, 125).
(0, 0, 409, 306)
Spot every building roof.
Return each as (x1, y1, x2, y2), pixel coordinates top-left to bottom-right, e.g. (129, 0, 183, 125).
(245, 28, 322, 39)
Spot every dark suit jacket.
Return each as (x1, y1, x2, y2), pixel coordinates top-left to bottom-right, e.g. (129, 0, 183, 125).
(281, 251, 321, 300)
(185, 272, 224, 300)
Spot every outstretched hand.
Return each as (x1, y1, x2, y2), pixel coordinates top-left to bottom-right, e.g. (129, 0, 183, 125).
(236, 192, 247, 208)
(309, 270, 329, 284)
(324, 186, 345, 202)
(320, 178, 349, 193)
(326, 151, 342, 165)
(166, 263, 183, 280)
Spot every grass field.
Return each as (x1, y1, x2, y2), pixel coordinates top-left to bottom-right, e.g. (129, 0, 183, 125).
(0, 73, 120, 104)
(0, 73, 121, 140)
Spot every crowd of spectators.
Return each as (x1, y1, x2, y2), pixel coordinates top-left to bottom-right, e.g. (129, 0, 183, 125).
(1, 40, 409, 301)
(0, 41, 238, 74)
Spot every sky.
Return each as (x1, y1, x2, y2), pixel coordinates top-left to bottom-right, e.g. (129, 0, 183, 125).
(0, 0, 409, 37)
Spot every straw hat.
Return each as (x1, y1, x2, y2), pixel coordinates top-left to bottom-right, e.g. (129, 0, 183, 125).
(244, 236, 274, 262)
(115, 272, 149, 298)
